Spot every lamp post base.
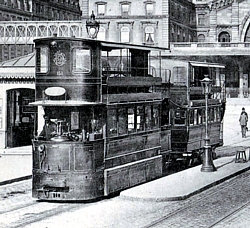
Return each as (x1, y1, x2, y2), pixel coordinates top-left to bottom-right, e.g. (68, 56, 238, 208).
(201, 144, 217, 172)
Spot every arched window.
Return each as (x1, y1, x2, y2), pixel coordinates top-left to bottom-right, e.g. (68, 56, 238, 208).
(145, 26, 155, 44)
(120, 26, 130, 43)
(198, 34, 205, 42)
(218, 31, 230, 42)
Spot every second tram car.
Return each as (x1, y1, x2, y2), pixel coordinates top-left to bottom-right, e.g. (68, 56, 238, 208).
(31, 37, 226, 201)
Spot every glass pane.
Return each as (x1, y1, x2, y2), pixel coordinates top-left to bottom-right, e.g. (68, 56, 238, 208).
(146, 3, 154, 14)
(73, 48, 91, 73)
(97, 4, 105, 15)
(128, 108, 135, 133)
(152, 105, 159, 128)
(122, 4, 129, 13)
(137, 106, 144, 131)
(107, 109, 117, 137)
(118, 108, 127, 135)
(121, 27, 130, 43)
(145, 106, 152, 130)
(37, 47, 48, 73)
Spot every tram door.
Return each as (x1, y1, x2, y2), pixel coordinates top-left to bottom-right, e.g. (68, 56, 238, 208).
(6, 89, 36, 148)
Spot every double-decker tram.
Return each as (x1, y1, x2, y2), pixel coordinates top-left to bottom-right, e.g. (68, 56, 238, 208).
(31, 37, 168, 201)
(31, 36, 226, 201)
(161, 59, 226, 167)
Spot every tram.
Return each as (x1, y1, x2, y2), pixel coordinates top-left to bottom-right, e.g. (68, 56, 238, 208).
(31, 37, 226, 201)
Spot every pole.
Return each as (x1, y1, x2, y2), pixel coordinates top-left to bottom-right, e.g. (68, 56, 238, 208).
(201, 91, 217, 172)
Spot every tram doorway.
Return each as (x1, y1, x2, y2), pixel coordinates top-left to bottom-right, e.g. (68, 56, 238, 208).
(6, 88, 36, 148)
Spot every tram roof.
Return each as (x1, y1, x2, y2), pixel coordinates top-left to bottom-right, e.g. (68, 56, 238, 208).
(34, 37, 168, 52)
(189, 61, 225, 68)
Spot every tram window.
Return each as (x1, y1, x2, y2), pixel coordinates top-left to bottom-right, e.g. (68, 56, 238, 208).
(145, 106, 152, 130)
(128, 108, 135, 133)
(189, 110, 194, 126)
(152, 105, 159, 128)
(118, 108, 127, 135)
(36, 47, 48, 73)
(194, 109, 197, 125)
(73, 48, 91, 73)
(174, 109, 186, 125)
(210, 108, 214, 122)
(202, 109, 205, 124)
(173, 67, 186, 85)
(197, 109, 202, 124)
(137, 106, 144, 131)
(107, 109, 117, 137)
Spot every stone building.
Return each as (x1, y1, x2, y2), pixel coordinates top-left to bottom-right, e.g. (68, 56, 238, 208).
(81, 0, 196, 48)
(0, 0, 81, 21)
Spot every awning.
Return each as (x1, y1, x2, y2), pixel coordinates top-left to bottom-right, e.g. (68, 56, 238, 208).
(189, 61, 225, 68)
(0, 73, 35, 79)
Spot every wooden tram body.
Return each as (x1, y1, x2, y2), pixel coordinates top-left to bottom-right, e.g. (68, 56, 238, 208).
(161, 59, 226, 165)
(31, 37, 167, 201)
(31, 37, 226, 201)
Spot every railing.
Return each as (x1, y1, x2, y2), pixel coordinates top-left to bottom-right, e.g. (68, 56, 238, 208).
(0, 21, 86, 44)
(171, 42, 250, 49)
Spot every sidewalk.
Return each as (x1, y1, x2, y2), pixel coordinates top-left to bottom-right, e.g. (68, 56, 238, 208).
(120, 155, 250, 201)
(0, 146, 32, 185)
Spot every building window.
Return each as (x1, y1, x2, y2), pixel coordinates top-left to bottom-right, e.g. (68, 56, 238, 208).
(96, 2, 106, 15)
(121, 26, 130, 43)
(198, 34, 205, 42)
(97, 27, 106, 40)
(218, 31, 230, 42)
(145, 26, 155, 44)
(120, 1, 131, 16)
(198, 14, 205, 26)
(144, 1, 155, 16)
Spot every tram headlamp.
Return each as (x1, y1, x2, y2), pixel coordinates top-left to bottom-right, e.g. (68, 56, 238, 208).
(38, 144, 45, 152)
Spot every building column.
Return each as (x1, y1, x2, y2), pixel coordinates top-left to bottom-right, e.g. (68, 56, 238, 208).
(231, 1, 239, 42)
(239, 64, 244, 98)
(208, 9, 217, 42)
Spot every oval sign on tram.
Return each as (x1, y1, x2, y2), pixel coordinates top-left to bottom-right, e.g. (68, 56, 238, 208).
(45, 87, 66, 96)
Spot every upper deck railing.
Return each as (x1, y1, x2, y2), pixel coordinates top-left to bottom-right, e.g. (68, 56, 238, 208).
(169, 42, 250, 56)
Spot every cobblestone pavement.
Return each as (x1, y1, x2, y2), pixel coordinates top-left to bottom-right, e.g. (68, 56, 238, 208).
(1, 170, 250, 228)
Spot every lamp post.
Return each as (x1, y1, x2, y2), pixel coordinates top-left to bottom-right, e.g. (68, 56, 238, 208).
(201, 76, 217, 172)
(86, 11, 100, 39)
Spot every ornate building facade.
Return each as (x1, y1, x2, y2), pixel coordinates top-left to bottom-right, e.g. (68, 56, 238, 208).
(0, 0, 81, 21)
(81, 0, 197, 48)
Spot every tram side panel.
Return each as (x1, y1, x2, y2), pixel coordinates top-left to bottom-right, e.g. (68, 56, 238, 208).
(32, 140, 105, 201)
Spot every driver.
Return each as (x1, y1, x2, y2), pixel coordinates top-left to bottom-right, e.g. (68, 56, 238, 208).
(39, 115, 57, 140)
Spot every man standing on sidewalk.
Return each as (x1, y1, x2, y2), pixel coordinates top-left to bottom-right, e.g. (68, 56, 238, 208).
(239, 107, 248, 138)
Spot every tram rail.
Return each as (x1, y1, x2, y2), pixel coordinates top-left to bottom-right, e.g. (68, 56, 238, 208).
(142, 170, 250, 228)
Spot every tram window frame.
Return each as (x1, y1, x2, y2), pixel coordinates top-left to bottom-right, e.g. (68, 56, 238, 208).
(194, 109, 197, 125)
(145, 105, 152, 130)
(174, 109, 186, 125)
(128, 107, 135, 133)
(107, 108, 118, 137)
(189, 109, 194, 126)
(137, 106, 144, 131)
(118, 107, 127, 135)
(152, 105, 160, 129)
(36, 46, 49, 73)
(72, 47, 91, 73)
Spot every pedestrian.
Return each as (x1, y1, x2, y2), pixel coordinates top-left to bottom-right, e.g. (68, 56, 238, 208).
(239, 107, 248, 138)
(39, 115, 57, 140)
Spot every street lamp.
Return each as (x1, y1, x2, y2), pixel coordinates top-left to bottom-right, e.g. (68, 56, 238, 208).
(86, 11, 100, 39)
(200, 76, 217, 172)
